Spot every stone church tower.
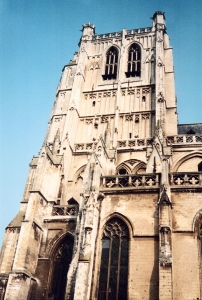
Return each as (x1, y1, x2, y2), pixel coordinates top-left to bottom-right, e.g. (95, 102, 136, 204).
(0, 11, 202, 300)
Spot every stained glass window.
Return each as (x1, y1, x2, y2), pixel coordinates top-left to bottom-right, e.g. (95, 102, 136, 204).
(98, 218, 129, 300)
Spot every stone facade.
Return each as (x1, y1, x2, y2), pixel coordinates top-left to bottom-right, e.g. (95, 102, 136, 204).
(0, 11, 202, 300)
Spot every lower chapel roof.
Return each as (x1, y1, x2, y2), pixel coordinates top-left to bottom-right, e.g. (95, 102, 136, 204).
(178, 123, 202, 135)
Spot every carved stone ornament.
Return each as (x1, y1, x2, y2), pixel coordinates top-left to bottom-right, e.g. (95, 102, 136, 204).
(159, 246, 172, 267)
(122, 89, 126, 96)
(103, 92, 111, 98)
(86, 143, 93, 150)
(142, 113, 150, 120)
(136, 89, 140, 98)
(128, 140, 136, 147)
(142, 87, 150, 94)
(157, 92, 165, 103)
(157, 56, 164, 66)
(89, 93, 96, 99)
(125, 114, 133, 121)
(127, 88, 135, 95)
(7, 227, 20, 233)
(75, 144, 84, 151)
(85, 118, 93, 124)
(159, 227, 172, 267)
(119, 141, 126, 148)
(158, 189, 172, 207)
(101, 116, 109, 123)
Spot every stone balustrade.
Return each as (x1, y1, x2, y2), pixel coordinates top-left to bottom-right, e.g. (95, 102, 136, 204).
(93, 27, 152, 40)
(52, 205, 79, 216)
(117, 138, 153, 149)
(101, 173, 160, 189)
(126, 27, 152, 34)
(75, 142, 97, 152)
(170, 172, 202, 187)
(74, 138, 153, 152)
(93, 31, 122, 40)
(167, 135, 202, 145)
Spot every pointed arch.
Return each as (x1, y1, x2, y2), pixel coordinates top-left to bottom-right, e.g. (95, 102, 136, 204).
(116, 163, 131, 175)
(102, 46, 119, 80)
(192, 209, 202, 233)
(117, 159, 147, 175)
(98, 215, 130, 300)
(67, 197, 79, 205)
(102, 212, 134, 237)
(132, 162, 147, 174)
(73, 164, 86, 182)
(48, 233, 74, 300)
(172, 151, 202, 172)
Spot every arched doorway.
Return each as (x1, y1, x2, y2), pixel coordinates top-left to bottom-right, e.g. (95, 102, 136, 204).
(49, 235, 74, 300)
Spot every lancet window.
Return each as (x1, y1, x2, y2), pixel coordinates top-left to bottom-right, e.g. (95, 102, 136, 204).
(98, 217, 129, 300)
(103, 47, 118, 80)
(126, 44, 141, 77)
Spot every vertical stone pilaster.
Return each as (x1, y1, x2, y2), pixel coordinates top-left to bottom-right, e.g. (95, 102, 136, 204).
(153, 12, 167, 129)
(70, 192, 104, 300)
(158, 188, 173, 300)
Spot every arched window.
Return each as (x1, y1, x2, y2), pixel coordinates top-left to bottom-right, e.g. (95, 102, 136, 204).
(118, 167, 128, 175)
(198, 161, 202, 172)
(98, 217, 129, 300)
(103, 47, 118, 80)
(126, 44, 141, 78)
(49, 235, 74, 300)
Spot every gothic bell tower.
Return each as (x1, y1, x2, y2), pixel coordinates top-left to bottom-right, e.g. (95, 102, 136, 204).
(1, 12, 202, 300)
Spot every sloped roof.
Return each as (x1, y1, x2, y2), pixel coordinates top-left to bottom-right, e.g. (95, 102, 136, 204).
(178, 123, 202, 135)
(7, 211, 25, 228)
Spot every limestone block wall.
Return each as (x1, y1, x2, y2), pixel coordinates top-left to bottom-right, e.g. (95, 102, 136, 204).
(171, 191, 202, 299)
(4, 274, 32, 300)
(0, 229, 20, 274)
(172, 233, 200, 300)
(92, 192, 159, 299)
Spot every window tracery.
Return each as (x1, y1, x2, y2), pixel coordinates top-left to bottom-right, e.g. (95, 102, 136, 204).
(98, 218, 129, 300)
(126, 44, 141, 78)
(103, 47, 118, 80)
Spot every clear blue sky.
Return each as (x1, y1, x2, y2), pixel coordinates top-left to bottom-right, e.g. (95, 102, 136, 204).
(0, 0, 202, 246)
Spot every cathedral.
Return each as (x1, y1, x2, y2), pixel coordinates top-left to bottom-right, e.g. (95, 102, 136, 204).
(0, 11, 202, 300)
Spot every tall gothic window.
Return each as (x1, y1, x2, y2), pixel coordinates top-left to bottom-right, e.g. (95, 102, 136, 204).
(49, 235, 74, 300)
(98, 217, 129, 300)
(103, 47, 118, 80)
(126, 44, 141, 78)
